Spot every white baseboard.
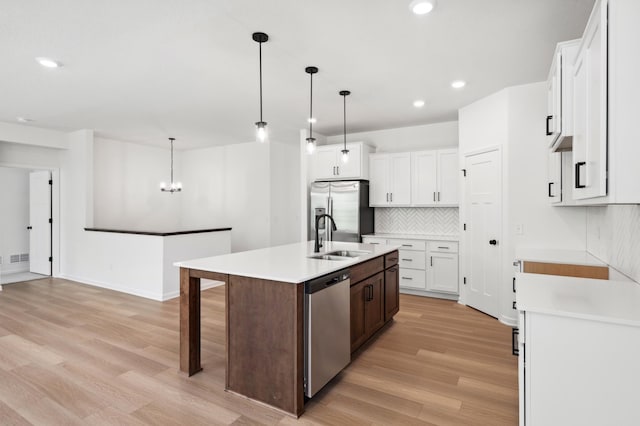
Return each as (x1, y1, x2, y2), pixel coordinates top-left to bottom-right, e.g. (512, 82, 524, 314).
(58, 274, 165, 301)
(399, 288, 459, 301)
(499, 314, 517, 327)
(58, 274, 226, 302)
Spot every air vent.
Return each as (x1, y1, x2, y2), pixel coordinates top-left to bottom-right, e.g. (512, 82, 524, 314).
(20, 253, 29, 262)
(10, 254, 20, 263)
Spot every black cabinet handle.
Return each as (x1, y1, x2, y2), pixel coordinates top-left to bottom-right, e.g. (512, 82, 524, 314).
(489, 239, 497, 245)
(546, 115, 553, 136)
(389, 267, 397, 273)
(430, 256, 433, 267)
(401, 276, 413, 280)
(513, 277, 516, 293)
(548, 182, 554, 197)
(512, 328, 520, 356)
(575, 162, 586, 189)
(512, 301, 517, 310)
(401, 258, 412, 261)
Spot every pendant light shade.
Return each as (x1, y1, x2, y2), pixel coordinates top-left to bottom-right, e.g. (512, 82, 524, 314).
(253, 32, 269, 143)
(160, 137, 182, 193)
(340, 90, 351, 163)
(305, 66, 318, 154)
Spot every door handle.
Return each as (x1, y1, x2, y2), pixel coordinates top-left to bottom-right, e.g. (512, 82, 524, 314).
(489, 239, 498, 245)
(546, 115, 553, 136)
(548, 182, 554, 197)
(575, 162, 586, 189)
(27, 226, 32, 230)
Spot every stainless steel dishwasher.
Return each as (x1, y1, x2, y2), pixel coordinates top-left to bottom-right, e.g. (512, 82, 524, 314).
(304, 268, 351, 398)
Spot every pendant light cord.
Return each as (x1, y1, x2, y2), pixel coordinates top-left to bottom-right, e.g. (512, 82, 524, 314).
(343, 94, 347, 149)
(259, 41, 263, 122)
(309, 72, 313, 137)
(170, 138, 174, 184)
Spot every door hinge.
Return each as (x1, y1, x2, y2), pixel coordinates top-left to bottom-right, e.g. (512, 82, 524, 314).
(463, 277, 467, 285)
(462, 169, 466, 177)
(49, 218, 52, 224)
(48, 179, 53, 185)
(48, 256, 53, 262)
(463, 223, 466, 231)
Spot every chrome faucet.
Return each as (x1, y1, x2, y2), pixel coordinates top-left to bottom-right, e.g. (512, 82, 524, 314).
(314, 214, 337, 253)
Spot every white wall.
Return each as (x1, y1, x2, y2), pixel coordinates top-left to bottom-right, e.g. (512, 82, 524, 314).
(325, 121, 458, 152)
(270, 141, 300, 247)
(93, 137, 181, 230)
(0, 167, 30, 273)
(459, 83, 587, 325)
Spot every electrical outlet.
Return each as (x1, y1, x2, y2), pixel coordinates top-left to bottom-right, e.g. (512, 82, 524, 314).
(515, 224, 524, 235)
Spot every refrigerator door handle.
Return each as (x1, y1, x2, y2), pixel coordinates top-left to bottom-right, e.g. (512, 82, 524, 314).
(328, 197, 333, 241)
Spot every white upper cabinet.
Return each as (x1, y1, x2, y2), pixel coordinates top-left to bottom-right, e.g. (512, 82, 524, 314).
(547, 40, 580, 151)
(411, 148, 459, 206)
(311, 142, 372, 181)
(572, 0, 607, 200)
(568, 0, 640, 204)
(369, 153, 411, 206)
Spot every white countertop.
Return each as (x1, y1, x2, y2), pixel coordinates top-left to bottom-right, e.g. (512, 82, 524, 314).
(515, 247, 607, 267)
(175, 240, 399, 283)
(516, 272, 640, 327)
(363, 233, 459, 242)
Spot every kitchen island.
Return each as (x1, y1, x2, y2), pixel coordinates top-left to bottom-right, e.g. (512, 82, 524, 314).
(175, 240, 400, 417)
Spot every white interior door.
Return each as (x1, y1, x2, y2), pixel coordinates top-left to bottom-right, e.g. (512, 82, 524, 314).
(464, 150, 501, 318)
(29, 171, 51, 275)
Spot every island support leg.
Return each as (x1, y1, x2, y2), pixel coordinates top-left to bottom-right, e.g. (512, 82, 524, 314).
(180, 267, 202, 375)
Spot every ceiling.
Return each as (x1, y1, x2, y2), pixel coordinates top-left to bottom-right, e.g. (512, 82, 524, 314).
(1, 0, 594, 149)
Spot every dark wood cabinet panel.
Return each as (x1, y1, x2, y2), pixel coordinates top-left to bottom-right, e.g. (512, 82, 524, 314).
(365, 272, 385, 335)
(384, 266, 399, 322)
(350, 280, 367, 352)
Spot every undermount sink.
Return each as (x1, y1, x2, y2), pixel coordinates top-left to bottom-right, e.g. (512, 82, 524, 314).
(308, 250, 371, 261)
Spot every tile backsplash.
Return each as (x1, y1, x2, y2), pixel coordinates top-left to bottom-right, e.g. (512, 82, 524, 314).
(375, 207, 459, 235)
(586, 205, 640, 283)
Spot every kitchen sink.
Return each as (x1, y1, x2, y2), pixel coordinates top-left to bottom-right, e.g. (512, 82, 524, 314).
(307, 250, 371, 261)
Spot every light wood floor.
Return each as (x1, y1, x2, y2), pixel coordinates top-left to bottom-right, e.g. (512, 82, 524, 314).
(0, 278, 518, 425)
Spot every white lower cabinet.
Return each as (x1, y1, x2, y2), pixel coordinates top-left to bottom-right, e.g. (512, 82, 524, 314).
(363, 236, 458, 298)
(518, 309, 640, 426)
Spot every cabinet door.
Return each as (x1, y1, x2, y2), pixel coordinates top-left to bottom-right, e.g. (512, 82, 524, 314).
(369, 155, 390, 206)
(384, 266, 399, 322)
(337, 143, 361, 179)
(548, 151, 562, 204)
(313, 146, 338, 180)
(546, 53, 561, 146)
(350, 280, 367, 352)
(437, 149, 459, 205)
(427, 252, 459, 294)
(411, 151, 437, 206)
(364, 272, 385, 337)
(572, 3, 607, 200)
(389, 154, 411, 205)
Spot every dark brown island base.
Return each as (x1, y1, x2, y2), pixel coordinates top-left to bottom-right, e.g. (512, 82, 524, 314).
(177, 245, 399, 417)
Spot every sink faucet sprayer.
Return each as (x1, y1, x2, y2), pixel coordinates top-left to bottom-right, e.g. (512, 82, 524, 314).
(314, 214, 337, 253)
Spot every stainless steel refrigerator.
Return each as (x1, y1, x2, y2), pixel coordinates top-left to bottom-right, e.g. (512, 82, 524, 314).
(309, 181, 374, 243)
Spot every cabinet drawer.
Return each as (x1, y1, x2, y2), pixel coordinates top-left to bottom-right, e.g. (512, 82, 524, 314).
(350, 256, 384, 285)
(384, 251, 399, 269)
(398, 250, 426, 270)
(363, 237, 387, 245)
(427, 241, 458, 253)
(390, 239, 426, 251)
(398, 268, 426, 290)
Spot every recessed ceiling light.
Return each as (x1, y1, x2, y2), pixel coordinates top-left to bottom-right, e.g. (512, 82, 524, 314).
(413, 100, 425, 108)
(410, 0, 437, 15)
(16, 117, 35, 123)
(451, 80, 466, 89)
(35, 57, 62, 68)
(308, 117, 317, 124)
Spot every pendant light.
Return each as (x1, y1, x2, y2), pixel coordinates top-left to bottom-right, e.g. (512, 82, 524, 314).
(160, 137, 182, 193)
(339, 90, 351, 163)
(305, 66, 318, 154)
(253, 32, 269, 143)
